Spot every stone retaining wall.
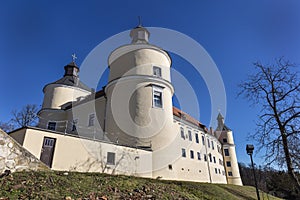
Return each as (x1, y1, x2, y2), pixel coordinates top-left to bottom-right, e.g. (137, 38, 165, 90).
(0, 129, 48, 174)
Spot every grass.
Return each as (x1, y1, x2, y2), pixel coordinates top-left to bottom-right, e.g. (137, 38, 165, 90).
(0, 170, 281, 199)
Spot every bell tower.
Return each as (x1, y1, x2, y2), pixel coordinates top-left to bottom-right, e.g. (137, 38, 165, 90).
(104, 25, 175, 151)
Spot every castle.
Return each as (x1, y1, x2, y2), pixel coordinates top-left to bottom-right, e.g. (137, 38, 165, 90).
(9, 25, 242, 185)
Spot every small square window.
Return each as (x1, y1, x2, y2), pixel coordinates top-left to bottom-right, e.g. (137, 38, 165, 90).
(223, 138, 228, 143)
(168, 164, 173, 170)
(153, 66, 162, 77)
(107, 152, 115, 165)
(88, 113, 95, 126)
(182, 148, 186, 157)
(190, 150, 194, 159)
(228, 171, 233, 176)
(47, 122, 56, 131)
(226, 161, 231, 167)
(188, 130, 192, 141)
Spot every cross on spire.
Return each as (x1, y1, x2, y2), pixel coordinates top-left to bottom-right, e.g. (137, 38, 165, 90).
(71, 53, 77, 62)
(138, 16, 142, 27)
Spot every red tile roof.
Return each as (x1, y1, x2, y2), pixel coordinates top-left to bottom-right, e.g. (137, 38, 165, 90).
(173, 107, 207, 131)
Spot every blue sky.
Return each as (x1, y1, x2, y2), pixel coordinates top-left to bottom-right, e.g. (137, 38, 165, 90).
(1, 1, 300, 166)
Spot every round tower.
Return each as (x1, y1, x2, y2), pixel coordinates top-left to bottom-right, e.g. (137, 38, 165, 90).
(105, 25, 175, 151)
(216, 113, 243, 185)
(38, 61, 92, 130)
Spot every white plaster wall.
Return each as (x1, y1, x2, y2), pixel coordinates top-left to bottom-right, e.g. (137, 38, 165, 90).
(152, 120, 227, 184)
(42, 84, 91, 109)
(12, 128, 152, 178)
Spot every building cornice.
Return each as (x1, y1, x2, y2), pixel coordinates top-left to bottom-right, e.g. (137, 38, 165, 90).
(105, 75, 174, 94)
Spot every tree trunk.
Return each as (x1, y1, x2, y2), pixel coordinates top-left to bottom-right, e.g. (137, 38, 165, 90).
(281, 132, 300, 193)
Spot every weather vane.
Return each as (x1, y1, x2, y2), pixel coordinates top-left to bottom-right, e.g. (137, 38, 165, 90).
(71, 53, 77, 62)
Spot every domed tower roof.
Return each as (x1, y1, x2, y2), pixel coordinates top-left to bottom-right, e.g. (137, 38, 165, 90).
(129, 24, 150, 44)
(46, 55, 92, 92)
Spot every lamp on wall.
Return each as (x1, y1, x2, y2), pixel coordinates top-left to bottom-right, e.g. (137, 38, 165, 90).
(246, 144, 260, 200)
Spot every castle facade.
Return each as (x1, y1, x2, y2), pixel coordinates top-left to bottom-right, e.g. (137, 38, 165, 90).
(10, 25, 242, 185)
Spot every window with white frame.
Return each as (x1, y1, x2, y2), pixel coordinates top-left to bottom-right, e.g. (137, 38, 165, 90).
(180, 127, 185, 139)
(207, 138, 210, 148)
(153, 66, 162, 77)
(88, 113, 95, 126)
(195, 133, 199, 143)
(197, 152, 201, 160)
(211, 141, 214, 150)
(107, 152, 115, 165)
(153, 86, 163, 108)
(190, 150, 194, 159)
(181, 148, 186, 157)
(224, 148, 230, 156)
(202, 135, 205, 145)
(188, 130, 192, 141)
(47, 122, 56, 131)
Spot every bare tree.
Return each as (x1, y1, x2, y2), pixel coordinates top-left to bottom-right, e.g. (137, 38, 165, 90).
(11, 104, 38, 128)
(239, 58, 300, 192)
(0, 121, 15, 132)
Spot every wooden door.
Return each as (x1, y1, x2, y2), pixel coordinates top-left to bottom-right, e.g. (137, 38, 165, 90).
(40, 137, 56, 167)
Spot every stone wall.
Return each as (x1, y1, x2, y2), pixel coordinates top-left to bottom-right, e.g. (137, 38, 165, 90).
(0, 129, 48, 174)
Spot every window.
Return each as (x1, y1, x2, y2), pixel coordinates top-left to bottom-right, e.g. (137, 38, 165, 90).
(197, 152, 201, 160)
(224, 149, 230, 156)
(204, 154, 207, 161)
(207, 138, 210, 148)
(226, 161, 231, 167)
(228, 171, 233, 176)
(223, 138, 227, 143)
(153, 66, 162, 77)
(202, 135, 205, 145)
(213, 156, 216, 163)
(209, 154, 212, 162)
(218, 169, 221, 174)
(107, 152, 115, 165)
(72, 119, 78, 131)
(219, 159, 223, 165)
(168, 164, 173, 170)
(215, 168, 218, 174)
(211, 141, 214, 150)
(188, 130, 192, 141)
(180, 127, 185, 139)
(47, 122, 56, 131)
(88, 113, 95, 126)
(153, 87, 163, 108)
(182, 148, 186, 157)
(190, 150, 194, 159)
(195, 133, 199, 143)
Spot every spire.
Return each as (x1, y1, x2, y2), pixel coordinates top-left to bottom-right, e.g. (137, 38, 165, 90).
(129, 17, 150, 44)
(217, 112, 225, 131)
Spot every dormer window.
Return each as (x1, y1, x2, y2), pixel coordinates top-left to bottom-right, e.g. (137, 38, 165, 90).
(153, 66, 162, 77)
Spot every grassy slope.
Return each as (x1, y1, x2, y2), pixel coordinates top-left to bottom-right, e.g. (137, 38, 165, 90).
(0, 171, 281, 200)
